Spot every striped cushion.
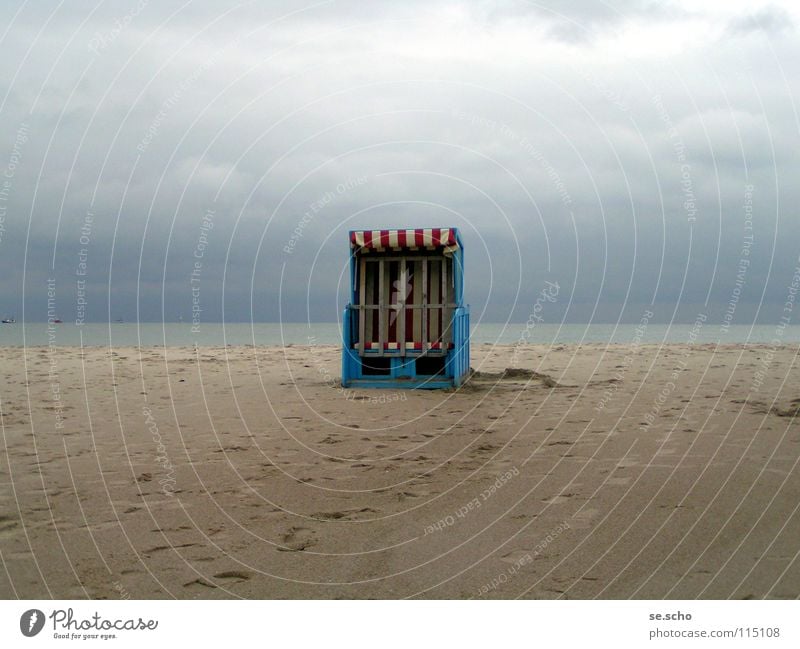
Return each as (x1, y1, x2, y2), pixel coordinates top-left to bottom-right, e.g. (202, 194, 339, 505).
(356, 341, 454, 351)
(351, 228, 458, 252)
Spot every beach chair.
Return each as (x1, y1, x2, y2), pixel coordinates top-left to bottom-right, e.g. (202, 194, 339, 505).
(342, 228, 470, 389)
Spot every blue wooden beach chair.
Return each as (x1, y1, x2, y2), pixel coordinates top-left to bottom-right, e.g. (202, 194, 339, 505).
(342, 228, 469, 389)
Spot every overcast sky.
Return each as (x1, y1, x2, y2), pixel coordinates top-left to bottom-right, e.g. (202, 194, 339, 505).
(0, 0, 798, 325)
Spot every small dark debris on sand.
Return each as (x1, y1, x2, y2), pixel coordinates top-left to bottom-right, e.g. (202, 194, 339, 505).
(751, 398, 800, 419)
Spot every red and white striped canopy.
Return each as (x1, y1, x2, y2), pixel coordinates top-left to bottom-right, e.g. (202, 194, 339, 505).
(350, 228, 458, 252)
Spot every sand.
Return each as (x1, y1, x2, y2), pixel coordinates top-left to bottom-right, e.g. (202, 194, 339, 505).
(1, 343, 798, 599)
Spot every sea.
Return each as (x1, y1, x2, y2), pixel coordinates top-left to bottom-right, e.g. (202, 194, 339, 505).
(1, 322, 799, 347)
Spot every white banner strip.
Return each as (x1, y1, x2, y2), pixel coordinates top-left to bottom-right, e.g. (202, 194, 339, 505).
(1, 600, 797, 648)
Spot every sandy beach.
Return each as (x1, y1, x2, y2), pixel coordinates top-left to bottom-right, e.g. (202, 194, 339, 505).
(1, 343, 798, 599)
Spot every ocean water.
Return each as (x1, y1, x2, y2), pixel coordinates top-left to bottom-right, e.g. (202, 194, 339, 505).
(1, 322, 799, 347)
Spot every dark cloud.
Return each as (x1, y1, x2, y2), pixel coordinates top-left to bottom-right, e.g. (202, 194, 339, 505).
(0, 0, 798, 325)
(727, 4, 794, 36)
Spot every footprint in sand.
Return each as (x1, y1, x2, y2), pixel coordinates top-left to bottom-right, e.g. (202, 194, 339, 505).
(570, 508, 600, 529)
(79, 520, 122, 532)
(183, 578, 217, 589)
(397, 491, 425, 501)
(542, 493, 575, 505)
(213, 570, 252, 582)
(311, 507, 379, 521)
(0, 515, 20, 538)
(500, 549, 533, 564)
(318, 436, 343, 445)
(143, 542, 201, 556)
(213, 445, 248, 453)
(278, 526, 316, 552)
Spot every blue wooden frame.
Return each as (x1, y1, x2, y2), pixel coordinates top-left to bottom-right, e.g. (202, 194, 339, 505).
(341, 229, 469, 389)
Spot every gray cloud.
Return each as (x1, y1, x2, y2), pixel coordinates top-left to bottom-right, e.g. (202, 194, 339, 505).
(0, 0, 798, 327)
(482, 0, 687, 43)
(727, 4, 794, 36)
